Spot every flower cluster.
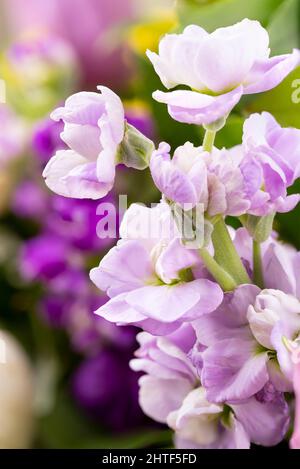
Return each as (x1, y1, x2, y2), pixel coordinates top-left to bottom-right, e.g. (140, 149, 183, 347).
(43, 19, 300, 448)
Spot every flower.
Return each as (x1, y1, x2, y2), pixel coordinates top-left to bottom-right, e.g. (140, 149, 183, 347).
(192, 228, 300, 403)
(43, 86, 125, 199)
(147, 19, 300, 125)
(291, 361, 300, 449)
(20, 233, 70, 281)
(90, 201, 223, 334)
(193, 284, 271, 402)
(247, 289, 300, 384)
(0, 34, 77, 118)
(130, 325, 289, 448)
(12, 180, 48, 218)
(150, 142, 208, 209)
(150, 142, 250, 215)
(3, 0, 134, 87)
(240, 112, 300, 215)
(0, 329, 34, 448)
(32, 118, 65, 168)
(72, 348, 144, 430)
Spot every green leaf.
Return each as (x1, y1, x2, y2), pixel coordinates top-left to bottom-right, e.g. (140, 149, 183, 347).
(246, 67, 300, 128)
(177, 0, 284, 30)
(214, 115, 244, 148)
(268, 0, 300, 54)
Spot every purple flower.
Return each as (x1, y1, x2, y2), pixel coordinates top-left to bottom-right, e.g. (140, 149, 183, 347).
(192, 229, 300, 400)
(241, 112, 300, 215)
(90, 202, 223, 334)
(148, 19, 300, 125)
(150, 142, 208, 209)
(72, 349, 144, 431)
(194, 284, 271, 403)
(12, 181, 49, 219)
(150, 142, 250, 215)
(32, 118, 65, 167)
(43, 86, 125, 199)
(47, 195, 114, 252)
(247, 289, 300, 384)
(131, 326, 289, 448)
(20, 234, 70, 281)
(125, 102, 155, 140)
(291, 362, 300, 449)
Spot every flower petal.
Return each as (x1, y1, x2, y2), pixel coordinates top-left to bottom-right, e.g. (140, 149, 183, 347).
(152, 87, 243, 126)
(201, 337, 269, 402)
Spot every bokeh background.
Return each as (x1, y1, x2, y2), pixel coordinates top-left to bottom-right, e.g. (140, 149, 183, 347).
(0, 0, 299, 449)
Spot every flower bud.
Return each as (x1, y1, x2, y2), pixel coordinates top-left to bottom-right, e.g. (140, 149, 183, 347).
(117, 122, 154, 170)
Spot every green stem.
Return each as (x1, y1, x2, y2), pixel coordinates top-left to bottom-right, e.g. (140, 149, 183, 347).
(212, 217, 251, 285)
(203, 129, 216, 153)
(253, 240, 264, 288)
(199, 248, 237, 291)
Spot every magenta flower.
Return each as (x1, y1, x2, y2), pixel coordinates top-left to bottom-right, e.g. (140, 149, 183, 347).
(90, 202, 223, 334)
(241, 112, 300, 215)
(43, 86, 125, 199)
(131, 326, 289, 448)
(148, 19, 300, 125)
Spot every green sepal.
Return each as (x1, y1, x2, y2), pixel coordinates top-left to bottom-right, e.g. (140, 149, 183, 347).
(117, 122, 154, 170)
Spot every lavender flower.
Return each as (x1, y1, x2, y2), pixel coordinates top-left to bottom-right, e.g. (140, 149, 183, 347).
(148, 19, 300, 125)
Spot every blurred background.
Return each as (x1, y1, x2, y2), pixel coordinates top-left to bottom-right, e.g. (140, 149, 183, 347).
(0, 0, 299, 449)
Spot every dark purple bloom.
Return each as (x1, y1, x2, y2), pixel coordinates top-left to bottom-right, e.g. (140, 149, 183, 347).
(12, 180, 49, 218)
(72, 349, 145, 430)
(32, 118, 65, 167)
(20, 234, 70, 281)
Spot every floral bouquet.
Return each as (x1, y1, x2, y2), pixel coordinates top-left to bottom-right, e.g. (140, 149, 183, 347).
(42, 18, 300, 449)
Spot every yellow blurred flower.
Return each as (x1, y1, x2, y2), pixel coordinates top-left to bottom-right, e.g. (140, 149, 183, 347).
(127, 9, 178, 56)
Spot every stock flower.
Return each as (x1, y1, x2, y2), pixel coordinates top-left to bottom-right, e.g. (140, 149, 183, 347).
(150, 142, 208, 209)
(20, 233, 70, 281)
(291, 361, 300, 449)
(147, 19, 300, 125)
(72, 348, 144, 430)
(240, 112, 300, 215)
(90, 202, 223, 334)
(131, 326, 289, 448)
(192, 229, 300, 403)
(12, 181, 48, 219)
(43, 86, 125, 199)
(193, 284, 271, 402)
(32, 118, 65, 168)
(150, 142, 249, 215)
